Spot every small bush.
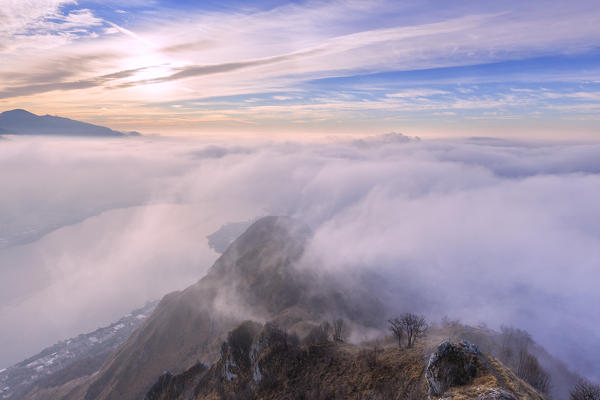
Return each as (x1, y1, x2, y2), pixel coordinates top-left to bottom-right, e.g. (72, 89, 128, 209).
(332, 319, 347, 343)
(358, 343, 381, 370)
(570, 379, 600, 400)
(303, 322, 331, 346)
(517, 350, 551, 394)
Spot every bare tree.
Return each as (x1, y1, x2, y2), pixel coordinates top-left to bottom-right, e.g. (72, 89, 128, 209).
(400, 313, 428, 348)
(388, 318, 404, 348)
(321, 321, 331, 339)
(332, 319, 346, 343)
(570, 379, 600, 400)
(517, 350, 551, 394)
(499, 326, 533, 368)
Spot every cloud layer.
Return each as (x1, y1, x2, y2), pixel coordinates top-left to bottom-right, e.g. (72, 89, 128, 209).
(0, 135, 599, 384)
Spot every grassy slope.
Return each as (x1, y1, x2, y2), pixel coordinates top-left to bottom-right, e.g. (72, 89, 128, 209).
(147, 330, 546, 400)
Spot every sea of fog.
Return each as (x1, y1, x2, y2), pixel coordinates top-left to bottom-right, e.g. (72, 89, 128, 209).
(0, 134, 598, 382)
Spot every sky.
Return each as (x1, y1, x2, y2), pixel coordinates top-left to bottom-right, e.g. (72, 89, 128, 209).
(1, 0, 599, 138)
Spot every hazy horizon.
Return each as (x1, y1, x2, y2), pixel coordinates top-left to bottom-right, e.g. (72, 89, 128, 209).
(0, 0, 599, 139)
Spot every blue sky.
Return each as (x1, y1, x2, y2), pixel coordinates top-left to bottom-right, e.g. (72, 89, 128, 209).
(0, 0, 599, 138)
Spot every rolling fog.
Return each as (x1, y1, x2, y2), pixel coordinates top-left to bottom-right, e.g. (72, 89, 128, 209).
(0, 135, 598, 382)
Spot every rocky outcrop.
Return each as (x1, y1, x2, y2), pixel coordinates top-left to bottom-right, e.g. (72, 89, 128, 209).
(145, 362, 209, 400)
(478, 389, 517, 400)
(218, 321, 299, 389)
(426, 340, 482, 396)
(144, 319, 427, 400)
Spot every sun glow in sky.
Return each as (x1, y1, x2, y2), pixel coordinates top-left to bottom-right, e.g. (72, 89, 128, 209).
(1, 0, 599, 138)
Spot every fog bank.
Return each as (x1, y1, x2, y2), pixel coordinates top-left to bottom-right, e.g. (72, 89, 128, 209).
(0, 135, 598, 382)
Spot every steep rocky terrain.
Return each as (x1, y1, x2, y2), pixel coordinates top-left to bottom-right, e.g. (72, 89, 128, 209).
(143, 321, 545, 400)
(29, 216, 382, 400)
(20, 216, 584, 399)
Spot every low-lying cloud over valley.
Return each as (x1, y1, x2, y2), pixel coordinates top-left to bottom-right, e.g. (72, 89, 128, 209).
(0, 134, 599, 383)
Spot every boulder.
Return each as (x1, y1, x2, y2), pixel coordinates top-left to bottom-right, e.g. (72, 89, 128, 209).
(478, 389, 517, 400)
(426, 340, 481, 396)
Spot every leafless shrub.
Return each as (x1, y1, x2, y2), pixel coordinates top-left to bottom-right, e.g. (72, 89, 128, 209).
(499, 326, 532, 367)
(441, 315, 460, 328)
(517, 350, 551, 394)
(303, 322, 330, 346)
(262, 321, 299, 351)
(359, 341, 382, 369)
(388, 313, 428, 348)
(570, 379, 600, 400)
(332, 318, 347, 343)
(402, 313, 428, 348)
(388, 318, 404, 348)
(321, 321, 331, 339)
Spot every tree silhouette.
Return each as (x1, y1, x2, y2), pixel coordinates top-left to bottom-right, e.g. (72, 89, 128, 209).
(388, 318, 404, 348)
(570, 379, 600, 400)
(332, 319, 346, 342)
(388, 313, 428, 348)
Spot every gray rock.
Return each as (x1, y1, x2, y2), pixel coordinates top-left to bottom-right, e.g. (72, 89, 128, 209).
(478, 389, 517, 400)
(426, 340, 481, 396)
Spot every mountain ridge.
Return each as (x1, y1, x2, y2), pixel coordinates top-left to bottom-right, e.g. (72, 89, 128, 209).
(17, 216, 584, 399)
(0, 109, 140, 137)
(64, 216, 384, 400)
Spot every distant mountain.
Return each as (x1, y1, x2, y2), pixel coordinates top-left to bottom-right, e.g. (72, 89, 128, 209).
(0, 109, 140, 137)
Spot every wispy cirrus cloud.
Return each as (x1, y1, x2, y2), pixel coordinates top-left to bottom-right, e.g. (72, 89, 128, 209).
(0, 0, 599, 136)
(0, 0, 103, 52)
(387, 89, 450, 98)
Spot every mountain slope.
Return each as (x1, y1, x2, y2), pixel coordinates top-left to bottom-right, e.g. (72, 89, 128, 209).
(22, 216, 577, 399)
(0, 302, 156, 400)
(48, 216, 383, 400)
(0, 109, 139, 137)
(143, 321, 546, 400)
